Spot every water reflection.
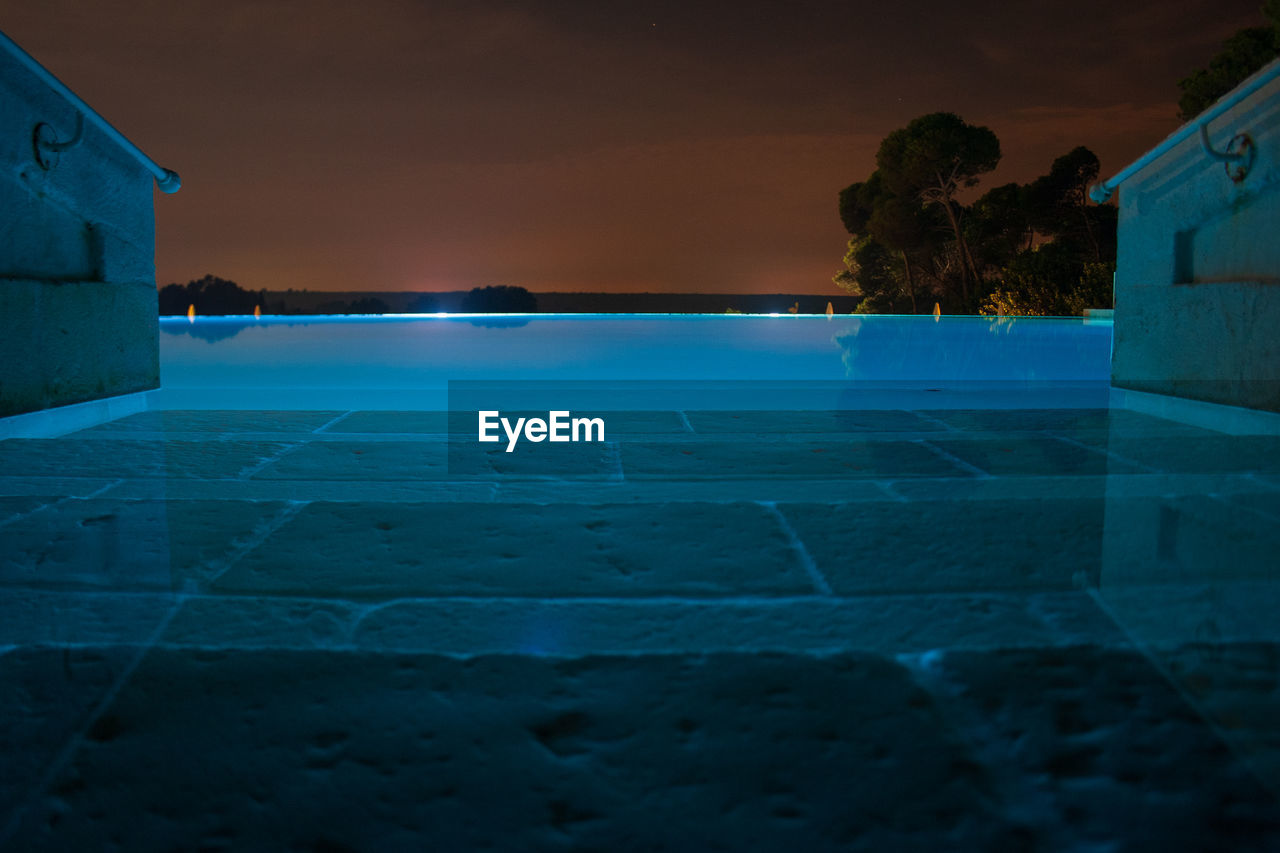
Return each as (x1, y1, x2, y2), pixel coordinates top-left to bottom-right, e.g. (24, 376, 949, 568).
(162, 320, 255, 343)
(832, 315, 1104, 381)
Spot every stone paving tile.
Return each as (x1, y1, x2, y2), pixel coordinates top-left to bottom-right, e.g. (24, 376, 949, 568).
(158, 592, 1081, 655)
(586, 410, 689, 434)
(933, 646, 1280, 850)
(0, 439, 291, 480)
(927, 435, 1132, 477)
(621, 439, 968, 479)
(163, 596, 363, 651)
(323, 410, 448, 434)
(0, 478, 122, 499)
(250, 440, 449, 480)
(1092, 472, 1280, 499)
(494, 479, 892, 504)
(1222, 490, 1280, 520)
(920, 407, 1217, 436)
(0, 495, 55, 524)
(780, 498, 1105, 595)
(350, 594, 1095, 656)
(0, 589, 179, 646)
(215, 502, 811, 599)
(7, 650, 1021, 851)
(0, 646, 135, 825)
(450, 440, 617, 479)
(104, 478, 499, 503)
(70, 410, 344, 435)
(1160, 642, 1280, 796)
(1026, 593, 1130, 646)
(1095, 582, 1280, 647)
(886, 473, 1271, 503)
(888, 476, 1110, 502)
(0, 499, 286, 593)
(1076, 434, 1280, 475)
(1098, 495, 1280, 585)
(447, 410, 688, 437)
(686, 410, 947, 434)
(1255, 473, 1280, 491)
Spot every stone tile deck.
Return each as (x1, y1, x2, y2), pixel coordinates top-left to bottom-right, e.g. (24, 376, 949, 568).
(1, 407, 1278, 849)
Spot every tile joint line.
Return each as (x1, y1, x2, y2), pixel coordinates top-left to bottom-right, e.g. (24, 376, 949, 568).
(758, 500, 833, 596)
(0, 592, 187, 848)
(915, 439, 992, 479)
(313, 411, 357, 434)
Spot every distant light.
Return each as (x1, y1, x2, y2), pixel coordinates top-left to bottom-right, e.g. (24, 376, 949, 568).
(769, 312, 779, 317)
(434, 312, 449, 318)
(187, 304, 195, 323)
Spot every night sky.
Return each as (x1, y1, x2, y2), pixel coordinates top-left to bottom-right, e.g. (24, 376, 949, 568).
(4, 0, 1269, 294)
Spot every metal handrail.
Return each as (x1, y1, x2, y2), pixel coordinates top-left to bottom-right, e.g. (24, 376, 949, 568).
(0, 28, 181, 193)
(1089, 55, 1280, 203)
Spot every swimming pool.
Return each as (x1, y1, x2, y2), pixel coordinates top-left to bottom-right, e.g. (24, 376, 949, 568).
(156, 313, 1114, 409)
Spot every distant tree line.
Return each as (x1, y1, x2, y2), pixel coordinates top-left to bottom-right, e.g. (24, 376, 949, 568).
(406, 285, 537, 313)
(463, 285, 538, 313)
(159, 277, 537, 315)
(835, 114, 1115, 316)
(158, 275, 265, 315)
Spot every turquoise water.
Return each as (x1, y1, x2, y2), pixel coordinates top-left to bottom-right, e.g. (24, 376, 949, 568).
(158, 314, 1114, 409)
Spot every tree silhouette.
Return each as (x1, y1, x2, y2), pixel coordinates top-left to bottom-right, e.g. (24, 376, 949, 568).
(1177, 4, 1280, 120)
(347, 297, 391, 314)
(158, 274, 263, 315)
(1023, 147, 1116, 263)
(875, 113, 1000, 307)
(461, 286, 537, 313)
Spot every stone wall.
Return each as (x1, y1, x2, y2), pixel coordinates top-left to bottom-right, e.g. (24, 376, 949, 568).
(0, 44, 158, 417)
(1112, 59, 1280, 412)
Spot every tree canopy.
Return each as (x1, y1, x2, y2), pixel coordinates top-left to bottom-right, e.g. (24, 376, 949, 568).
(1023, 146, 1116, 263)
(1177, 2, 1280, 120)
(874, 112, 1001, 303)
(875, 113, 1002, 201)
(835, 117, 1116, 317)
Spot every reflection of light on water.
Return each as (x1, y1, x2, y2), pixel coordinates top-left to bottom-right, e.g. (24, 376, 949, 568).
(988, 315, 1016, 336)
(833, 318, 863, 378)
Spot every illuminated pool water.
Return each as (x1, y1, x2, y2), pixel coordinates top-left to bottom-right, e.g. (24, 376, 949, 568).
(157, 313, 1114, 409)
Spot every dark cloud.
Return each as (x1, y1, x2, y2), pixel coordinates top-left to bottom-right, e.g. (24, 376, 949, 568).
(3, 0, 1268, 292)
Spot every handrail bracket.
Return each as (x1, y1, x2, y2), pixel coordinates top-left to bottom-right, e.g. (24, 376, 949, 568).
(1199, 124, 1255, 184)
